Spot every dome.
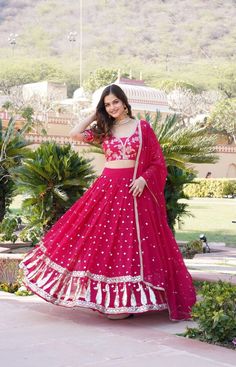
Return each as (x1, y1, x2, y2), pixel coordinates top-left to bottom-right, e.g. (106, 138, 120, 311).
(92, 78, 170, 113)
(73, 87, 89, 102)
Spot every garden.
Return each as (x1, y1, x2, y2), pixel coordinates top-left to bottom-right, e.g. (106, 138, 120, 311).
(0, 107, 236, 351)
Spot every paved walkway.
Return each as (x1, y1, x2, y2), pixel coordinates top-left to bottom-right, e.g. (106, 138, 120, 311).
(1, 291, 236, 367)
(187, 243, 236, 284)
(0, 243, 235, 367)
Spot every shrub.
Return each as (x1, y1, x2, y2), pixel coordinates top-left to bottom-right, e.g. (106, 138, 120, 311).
(222, 181, 236, 197)
(185, 281, 236, 344)
(0, 215, 19, 243)
(19, 224, 44, 246)
(14, 286, 32, 296)
(0, 282, 19, 293)
(180, 239, 203, 259)
(10, 142, 95, 231)
(184, 178, 236, 198)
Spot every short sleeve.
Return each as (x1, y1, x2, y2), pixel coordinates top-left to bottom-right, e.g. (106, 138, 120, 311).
(81, 129, 95, 143)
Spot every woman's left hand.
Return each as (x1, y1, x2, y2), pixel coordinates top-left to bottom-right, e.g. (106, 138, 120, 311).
(129, 176, 146, 197)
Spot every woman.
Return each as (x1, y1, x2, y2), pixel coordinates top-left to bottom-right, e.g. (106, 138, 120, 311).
(20, 84, 196, 320)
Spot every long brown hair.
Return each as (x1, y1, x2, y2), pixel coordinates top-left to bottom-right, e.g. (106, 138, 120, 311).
(92, 84, 134, 141)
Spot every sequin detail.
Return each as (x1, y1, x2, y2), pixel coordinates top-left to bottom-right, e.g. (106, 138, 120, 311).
(19, 124, 197, 320)
(102, 125, 140, 161)
(82, 124, 140, 162)
(20, 259, 168, 314)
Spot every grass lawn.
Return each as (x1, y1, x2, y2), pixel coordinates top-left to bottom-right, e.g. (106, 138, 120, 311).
(175, 198, 236, 246)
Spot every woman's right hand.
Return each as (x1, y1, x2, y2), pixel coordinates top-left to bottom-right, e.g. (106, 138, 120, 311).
(129, 176, 146, 197)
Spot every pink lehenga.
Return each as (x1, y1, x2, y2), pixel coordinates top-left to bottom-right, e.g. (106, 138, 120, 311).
(20, 120, 196, 320)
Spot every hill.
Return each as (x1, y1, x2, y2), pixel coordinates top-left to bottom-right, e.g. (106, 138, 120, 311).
(0, 0, 235, 92)
(0, 0, 235, 61)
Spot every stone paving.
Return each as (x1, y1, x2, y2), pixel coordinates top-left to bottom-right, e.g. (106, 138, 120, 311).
(0, 243, 236, 367)
(187, 243, 236, 284)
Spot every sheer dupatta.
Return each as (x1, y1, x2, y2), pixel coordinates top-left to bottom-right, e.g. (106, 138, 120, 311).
(133, 120, 196, 320)
(136, 120, 167, 215)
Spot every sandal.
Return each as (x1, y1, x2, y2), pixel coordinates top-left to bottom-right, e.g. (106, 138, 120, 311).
(106, 313, 133, 320)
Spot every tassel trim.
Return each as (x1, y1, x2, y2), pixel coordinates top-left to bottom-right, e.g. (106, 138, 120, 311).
(21, 260, 167, 313)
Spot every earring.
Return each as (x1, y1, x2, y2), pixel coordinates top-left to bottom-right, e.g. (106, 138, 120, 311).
(124, 106, 128, 115)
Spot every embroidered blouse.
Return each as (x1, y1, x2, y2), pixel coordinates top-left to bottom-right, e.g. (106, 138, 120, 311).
(82, 124, 140, 162)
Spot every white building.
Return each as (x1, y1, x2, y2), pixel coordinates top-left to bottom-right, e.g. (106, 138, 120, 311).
(92, 77, 170, 115)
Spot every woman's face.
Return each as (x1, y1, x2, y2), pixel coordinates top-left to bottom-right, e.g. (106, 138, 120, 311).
(104, 93, 126, 121)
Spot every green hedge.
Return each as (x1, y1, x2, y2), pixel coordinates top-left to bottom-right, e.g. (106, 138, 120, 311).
(184, 178, 236, 198)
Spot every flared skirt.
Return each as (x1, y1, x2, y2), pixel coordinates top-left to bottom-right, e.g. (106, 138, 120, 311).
(20, 167, 196, 319)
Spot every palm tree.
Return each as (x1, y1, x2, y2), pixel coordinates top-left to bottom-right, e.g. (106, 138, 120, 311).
(10, 142, 95, 231)
(152, 113, 218, 170)
(151, 113, 218, 232)
(0, 117, 32, 221)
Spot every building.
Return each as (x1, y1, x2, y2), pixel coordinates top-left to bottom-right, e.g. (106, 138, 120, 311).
(194, 145, 236, 178)
(22, 81, 67, 101)
(92, 77, 170, 116)
(1, 79, 235, 177)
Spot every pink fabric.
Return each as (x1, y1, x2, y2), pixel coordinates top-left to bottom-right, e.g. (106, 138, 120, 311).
(135, 121, 196, 320)
(83, 126, 139, 161)
(82, 129, 94, 143)
(102, 127, 139, 161)
(20, 167, 167, 314)
(19, 120, 196, 319)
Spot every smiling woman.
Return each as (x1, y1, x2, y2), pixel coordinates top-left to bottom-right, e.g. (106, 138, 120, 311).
(104, 95, 124, 120)
(19, 84, 196, 321)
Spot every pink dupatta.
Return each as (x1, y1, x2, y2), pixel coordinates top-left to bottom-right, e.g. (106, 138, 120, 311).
(133, 120, 196, 320)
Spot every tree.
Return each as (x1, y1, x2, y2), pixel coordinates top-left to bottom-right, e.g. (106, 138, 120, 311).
(3, 86, 66, 136)
(0, 62, 35, 95)
(10, 142, 95, 231)
(207, 98, 236, 144)
(153, 114, 218, 169)
(218, 67, 236, 98)
(157, 80, 199, 93)
(151, 113, 218, 232)
(0, 117, 32, 222)
(0, 59, 77, 96)
(167, 88, 221, 126)
(83, 68, 118, 93)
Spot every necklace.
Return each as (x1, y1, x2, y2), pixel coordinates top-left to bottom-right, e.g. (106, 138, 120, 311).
(113, 117, 131, 127)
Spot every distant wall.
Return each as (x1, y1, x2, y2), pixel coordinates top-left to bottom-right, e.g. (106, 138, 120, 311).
(2, 111, 235, 178)
(193, 151, 236, 178)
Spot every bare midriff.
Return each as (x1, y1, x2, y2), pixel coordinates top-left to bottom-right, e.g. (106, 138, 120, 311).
(105, 160, 136, 168)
